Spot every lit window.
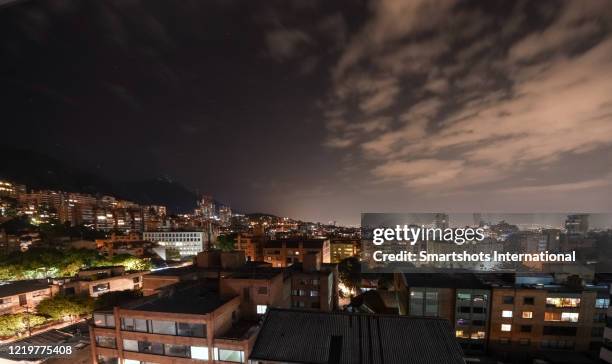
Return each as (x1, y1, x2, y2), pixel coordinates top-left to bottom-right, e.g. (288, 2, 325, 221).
(522, 311, 533, 319)
(455, 330, 466, 338)
(471, 331, 486, 339)
(257, 305, 268, 314)
(561, 312, 579, 322)
(596, 298, 610, 309)
(191, 346, 209, 360)
(502, 310, 513, 318)
(545, 297, 580, 308)
(501, 324, 512, 332)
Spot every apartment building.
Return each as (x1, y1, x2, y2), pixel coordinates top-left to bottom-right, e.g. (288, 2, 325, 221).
(0, 280, 59, 315)
(219, 269, 290, 319)
(489, 283, 609, 360)
(395, 273, 495, 354)
(62, 266, 148, 298)
(262, 238, 330, 267)
(90, 283, 259, 364)
(235, 233, 266, 262)
(329, 238, 359, 263)
(288, 252, 337, 311)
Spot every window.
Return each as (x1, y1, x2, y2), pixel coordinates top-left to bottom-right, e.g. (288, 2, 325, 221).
(92, 283, 110, 294)
(165, 344, 189, 357)
(502, 296, 514, 304)
(522, 311, 533, 319)
(455, 330, 467, 338)
(596, 298, 610, 309)
(546, 297, 580, 308)
(257, 286, 268, 295)
(472, 320, 485, 326)
(121, 317, 148, 332)
(257, 305, 268, 314)
(523, 297, 535, 305)
(214, 348, 244, 363)
(543, 326, 577, 336)
(502, 310, 513, 318)
(93, 313, 115, 328)
(499, 338, 510, 344)
(122, 339, 138, 352)
(457, 293, 471, 301)
(545, 312, 579, 322)
(561, 312, 579, 322)
(501, 324, 512, 332)
(471, 331, 486, 339)
(458, 306, 471, 313)
(519, 338, 530, 346)
(150, 320, 176, 335)
(139, 341, 163, 355)
(95, 336, 116, 348)
(96, 356, 118, 364)
(310, 290, 319, 297)
(520, 325, 532, 333)
(177, 322, 205, 337)
(191, 346, 209, 360)
(472, 307, 486, 314)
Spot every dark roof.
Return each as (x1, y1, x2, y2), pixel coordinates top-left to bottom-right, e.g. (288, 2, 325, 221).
(403, 273, 491, 289)
(0, 280, 52, 297)
(265, 238, 327, 249)
(249, 308, 464, 364)
(125, 284, 232, 315)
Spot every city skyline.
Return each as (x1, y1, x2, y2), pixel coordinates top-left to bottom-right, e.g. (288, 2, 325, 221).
(2, 0, 612, 225)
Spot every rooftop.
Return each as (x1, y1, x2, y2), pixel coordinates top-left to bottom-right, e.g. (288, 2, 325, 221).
(249, 308, 464, 364)
(265, 238, 327, 249)
(123, 284, 233, 315)
(0, 279, 52, 297)
(402, 273, 493, 289)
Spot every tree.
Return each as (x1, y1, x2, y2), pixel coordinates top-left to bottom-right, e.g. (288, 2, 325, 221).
(0, 313, 46, 337)
(37, 295, 93, 321)
(104, 254, 152, 271)
(216, 234, 236, 252)
(338, 257, 361, 295)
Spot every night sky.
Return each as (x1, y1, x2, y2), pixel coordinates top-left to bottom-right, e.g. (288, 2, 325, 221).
(1, 0, 611, 225)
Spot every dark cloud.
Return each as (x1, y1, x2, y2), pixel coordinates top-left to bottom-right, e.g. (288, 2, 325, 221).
(1, 0, 611, 225)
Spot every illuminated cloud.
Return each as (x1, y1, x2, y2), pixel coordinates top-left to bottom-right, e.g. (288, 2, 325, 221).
(324, 0, 612, 195)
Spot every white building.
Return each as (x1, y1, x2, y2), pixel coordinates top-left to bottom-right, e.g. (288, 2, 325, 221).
(143, 231, 206, 258)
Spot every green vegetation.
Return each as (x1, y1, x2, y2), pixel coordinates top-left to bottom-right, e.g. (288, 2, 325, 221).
(216, 234, 237, 252)
(0, 313, 47, 337)
(0, 247, 152, 280)
(338, 256, 361, 295)
(36, 295, 93, 321)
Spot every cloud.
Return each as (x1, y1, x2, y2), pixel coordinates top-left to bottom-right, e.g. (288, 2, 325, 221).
(322, 0, 612, 195)
(265, 28, 313, 60)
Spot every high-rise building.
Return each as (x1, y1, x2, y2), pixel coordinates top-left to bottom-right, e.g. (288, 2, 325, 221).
(565, 214, 589, 236)
(218, 205, 231, 227)
(435, 213, 450, 229)
(196, 195, 215, 219)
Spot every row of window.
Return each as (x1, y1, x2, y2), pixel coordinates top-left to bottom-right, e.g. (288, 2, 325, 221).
(96, 339, 244, 363)
(291, 290, 319, 297)
(121, 317, 206, 337)
(500, 310, 579, 322)
(500, 296, 595, 308)
(500, 324, 578, 336)
(93, 313, 206, 338)
(497, 338, 575, 349)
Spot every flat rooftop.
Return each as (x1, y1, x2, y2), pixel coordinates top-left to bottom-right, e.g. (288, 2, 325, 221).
(124, 284, 233, 315)
(249, 309, 464, 364)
